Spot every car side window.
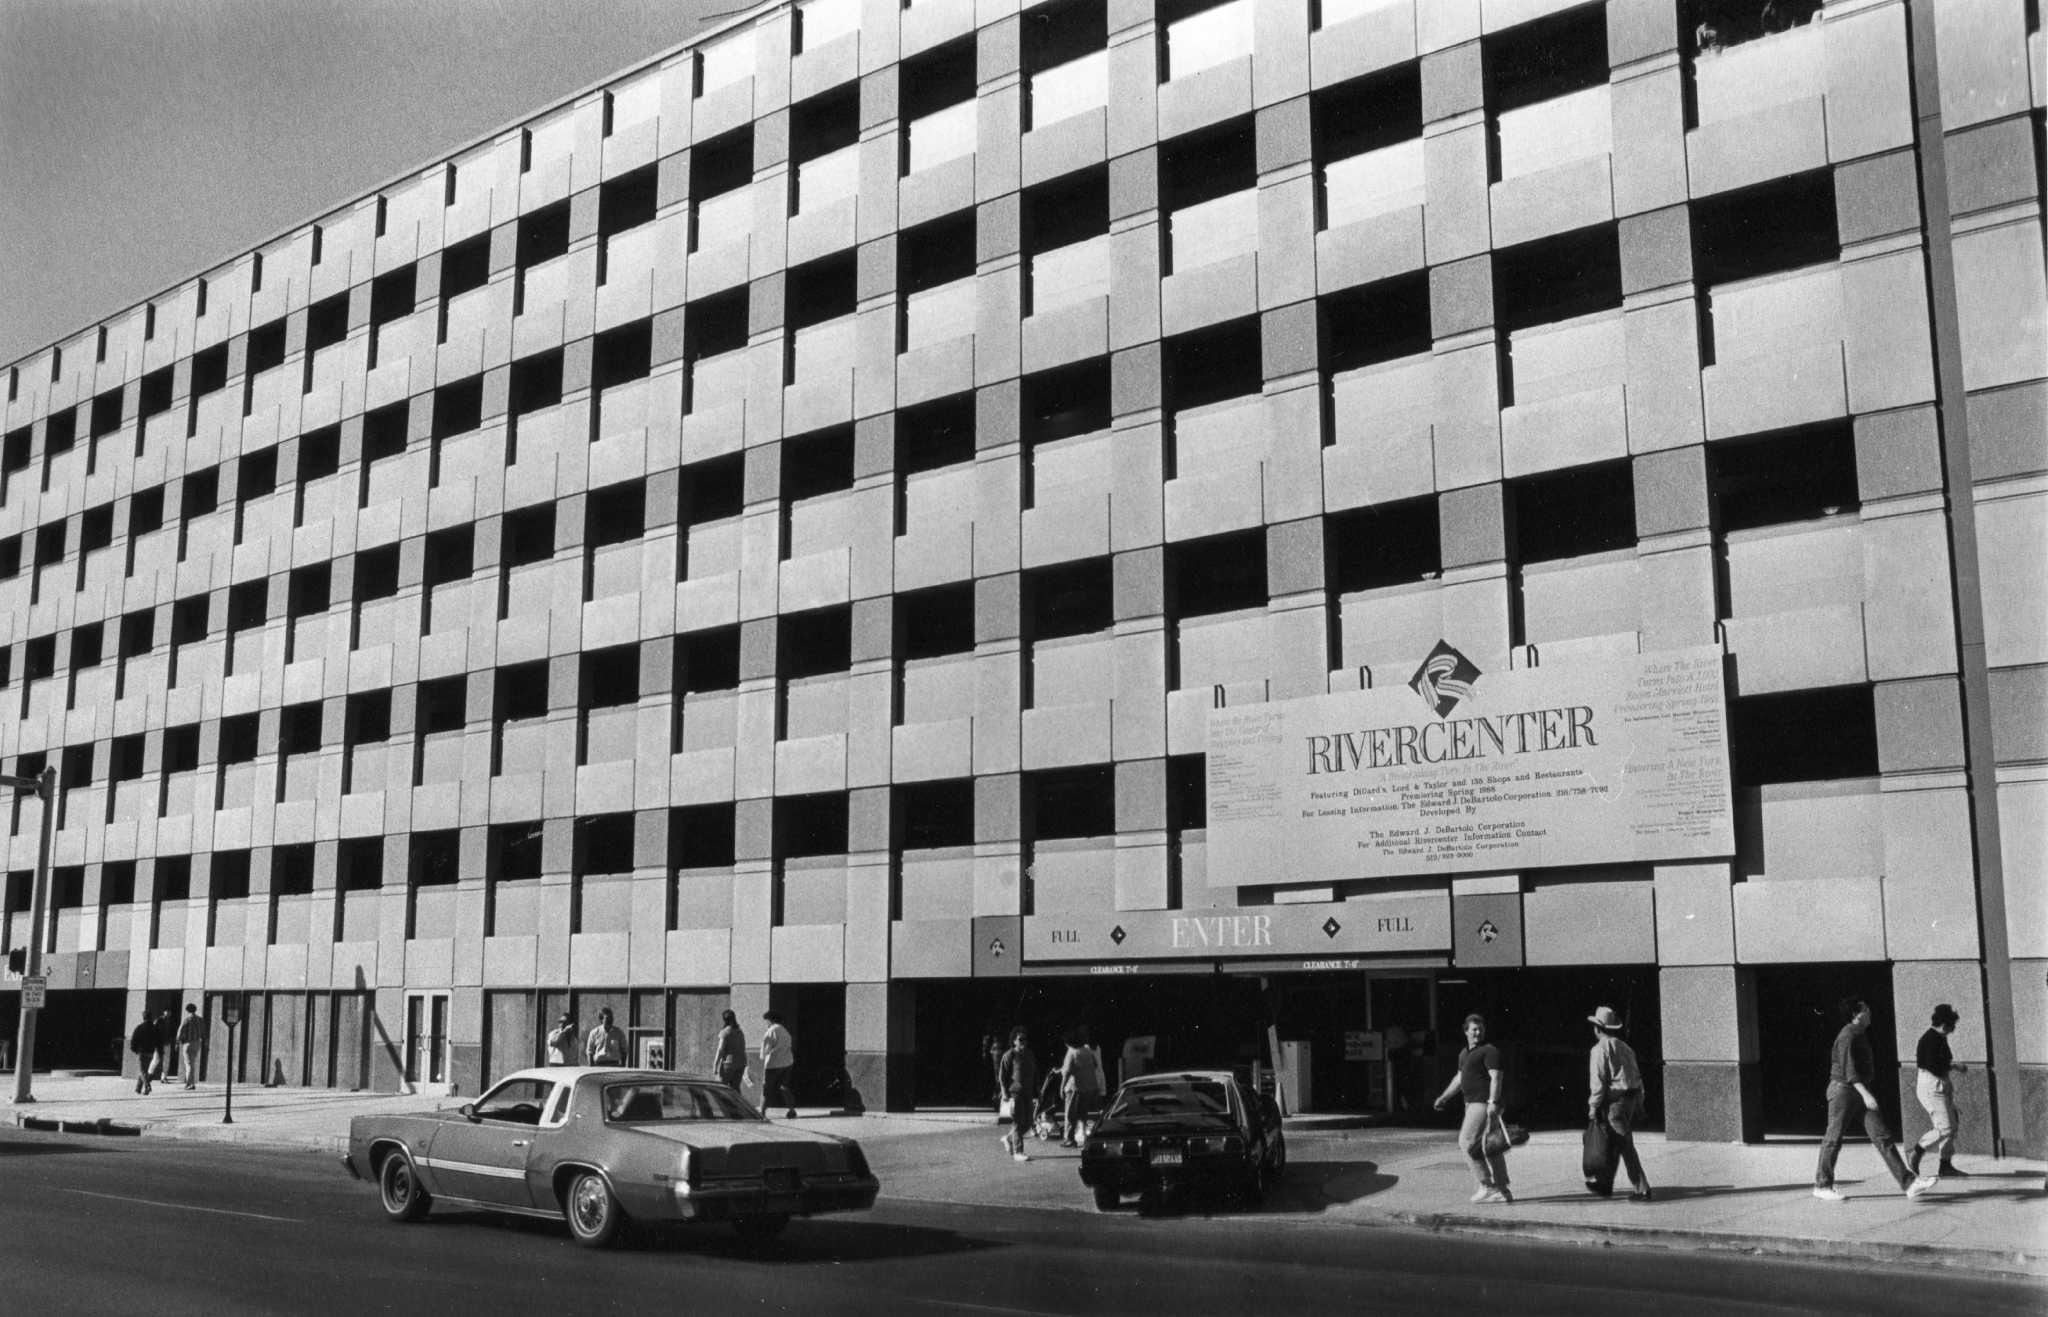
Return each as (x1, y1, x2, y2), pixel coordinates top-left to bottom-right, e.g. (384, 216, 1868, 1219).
(475, 1078, 553, 1124)
(540, 1083, 571, 1126)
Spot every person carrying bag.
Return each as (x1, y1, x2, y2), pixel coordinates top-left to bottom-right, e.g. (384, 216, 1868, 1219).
(1433, 1013, 1513, 1203)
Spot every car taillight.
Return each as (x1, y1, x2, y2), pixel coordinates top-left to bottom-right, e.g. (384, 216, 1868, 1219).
(678, 1147, 697, 1189)
(845, 1144, 870, 1178)
(1188, 1136, 1244, 1156)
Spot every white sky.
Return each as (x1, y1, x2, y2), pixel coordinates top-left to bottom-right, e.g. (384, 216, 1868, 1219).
(0, 0, 732, 365)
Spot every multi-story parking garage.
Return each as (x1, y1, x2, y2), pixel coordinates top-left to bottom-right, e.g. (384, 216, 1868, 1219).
(1, 0, 2043, 1149)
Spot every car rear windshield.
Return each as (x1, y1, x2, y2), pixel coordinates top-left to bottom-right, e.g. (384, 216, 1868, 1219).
(603, 1082, 756, 1122)
(1108, 1079, 1231, 1119)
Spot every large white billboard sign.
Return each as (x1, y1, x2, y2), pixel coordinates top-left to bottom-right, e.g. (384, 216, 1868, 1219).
(1206, 643, 1733, 885)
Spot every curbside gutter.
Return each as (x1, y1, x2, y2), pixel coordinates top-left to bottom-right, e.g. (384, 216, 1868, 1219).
(1385, 1209, 2047, 1282)
(12, 1110, 2044, 1280)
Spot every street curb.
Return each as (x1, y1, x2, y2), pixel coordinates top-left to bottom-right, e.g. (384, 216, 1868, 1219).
(12, 1111, 342, 1154)
(13, 1114, 2043, 1279)
(1385, 1209, 2048, 1281)
(131, 1120, 350, 1156)
(13, 1114, 141, 1138)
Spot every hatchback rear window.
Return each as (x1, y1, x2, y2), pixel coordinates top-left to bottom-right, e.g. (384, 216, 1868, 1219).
(1109, 1079, 1231, 1118)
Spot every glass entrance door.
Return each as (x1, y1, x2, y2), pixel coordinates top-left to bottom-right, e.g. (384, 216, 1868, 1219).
(405, 992, 450, 1085)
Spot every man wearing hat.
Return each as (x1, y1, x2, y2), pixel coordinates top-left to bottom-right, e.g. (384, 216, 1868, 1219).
(1587, 1005, 1651, 1200)
(1907, 1003, 1969, 1179)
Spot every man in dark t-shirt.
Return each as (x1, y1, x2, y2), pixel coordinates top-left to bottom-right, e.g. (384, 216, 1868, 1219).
(1814, 997, 1934, 1201)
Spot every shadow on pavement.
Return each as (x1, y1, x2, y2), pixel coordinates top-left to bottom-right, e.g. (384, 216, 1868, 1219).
(639, 1217, 1006, 1264)
(1094, 1161, 1400, 1219)
(0, 1138, 108, 1158)
(409, 1206, 1004, 1264)
(1513, 1182, 1800, 1205)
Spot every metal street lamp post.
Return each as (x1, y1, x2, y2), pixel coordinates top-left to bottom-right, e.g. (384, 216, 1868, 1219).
(7, 767, 59, 1105)
(221, 997, 242, 1124)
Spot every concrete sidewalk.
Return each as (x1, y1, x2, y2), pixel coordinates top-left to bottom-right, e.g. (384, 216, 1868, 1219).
(11, 1073, 2046, 1280)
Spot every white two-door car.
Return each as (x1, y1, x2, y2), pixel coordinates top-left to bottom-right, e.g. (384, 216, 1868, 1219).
(342, 1067, 880, 1247)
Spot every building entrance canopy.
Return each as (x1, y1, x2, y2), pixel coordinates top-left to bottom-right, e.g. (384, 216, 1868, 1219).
(1024, 892, 1447, 965)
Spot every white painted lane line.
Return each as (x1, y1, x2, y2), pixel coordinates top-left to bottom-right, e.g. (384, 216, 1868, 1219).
(56, 1187, 300, 1223)
(907, 1301, 1067, 1317)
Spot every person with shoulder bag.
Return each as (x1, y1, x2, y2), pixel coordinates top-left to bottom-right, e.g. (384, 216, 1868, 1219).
(998, 1026, 1036, 1163)
(713, 1009, 747, 1091)
(1433, 1013, 1512, 1203)
(1058, 1027, 1105, 1147)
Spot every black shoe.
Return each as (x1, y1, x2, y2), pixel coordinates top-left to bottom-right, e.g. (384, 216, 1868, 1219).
(1905, 1145, 1924, 1176)
(1631, 1187, 1654, 1201)
(1938, 1162, 1969, 1178)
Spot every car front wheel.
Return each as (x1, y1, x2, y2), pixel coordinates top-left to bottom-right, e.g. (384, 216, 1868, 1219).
(565, 1171, 624, 1248)
(734, 1213, 790, 1242)
(378, 1149, 430, 1223)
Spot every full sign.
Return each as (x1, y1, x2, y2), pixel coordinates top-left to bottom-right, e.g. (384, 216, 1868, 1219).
(1206, 642, 1733, 885)
(20, 976, 46, 1009)
(1025, 892, 1448, 962)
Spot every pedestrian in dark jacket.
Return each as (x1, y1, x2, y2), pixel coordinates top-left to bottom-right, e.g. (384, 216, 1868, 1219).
(1907, 1003, 1969, 1179)
(998, 1027, 1037, 1162)
(129, 1014, 161, 1095)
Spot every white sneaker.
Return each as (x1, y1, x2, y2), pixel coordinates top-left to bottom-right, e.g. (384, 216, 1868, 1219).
(1012, 1151, 1030, 1163)
(1905, 1175, 1936, 1199)
(1812, 1186, 1845, 1201)
(1469, 1187, 1494, 1203)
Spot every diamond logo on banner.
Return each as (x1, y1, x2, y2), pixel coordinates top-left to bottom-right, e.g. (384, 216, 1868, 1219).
(1109, 925, 1126, 945)
(1322, 917, 1342, 939)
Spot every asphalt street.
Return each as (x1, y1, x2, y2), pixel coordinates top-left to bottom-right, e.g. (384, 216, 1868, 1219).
(1, 1126, 2041, 1316)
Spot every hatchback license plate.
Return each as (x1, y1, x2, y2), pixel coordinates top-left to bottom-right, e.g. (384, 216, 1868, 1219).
(1150, 1149, 1182, 1165)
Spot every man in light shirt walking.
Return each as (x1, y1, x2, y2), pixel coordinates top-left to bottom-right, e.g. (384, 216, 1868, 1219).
(1587, 1005, 1651, 1201)
(760, 1011, 796, 1119)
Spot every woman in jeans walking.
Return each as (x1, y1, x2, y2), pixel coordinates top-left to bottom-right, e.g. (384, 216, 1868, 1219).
(1433, 1013, 1511, 1203)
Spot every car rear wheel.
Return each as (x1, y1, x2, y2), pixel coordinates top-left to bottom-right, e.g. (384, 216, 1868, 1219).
(565, 1171, 624, 1248)
(378, 1149, 430, 1223)
(1092, 1185, 1119, 1212)
(733, 1213, 790, 1242)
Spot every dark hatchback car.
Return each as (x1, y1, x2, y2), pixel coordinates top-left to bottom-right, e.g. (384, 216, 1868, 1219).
(1077, 1070, 1286, 1210)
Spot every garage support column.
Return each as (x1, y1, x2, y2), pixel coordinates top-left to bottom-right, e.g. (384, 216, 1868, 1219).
(370, 986, 409, 1093)
(844, 981, 914, 1113)
(1659, 964, 1760, 1143)
(1902, 0, 2026, 1160)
